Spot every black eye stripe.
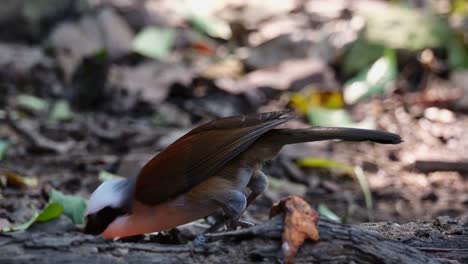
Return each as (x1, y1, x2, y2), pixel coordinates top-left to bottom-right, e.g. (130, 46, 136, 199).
(84, 206, 128, 235)
(98, 206, 128, 219)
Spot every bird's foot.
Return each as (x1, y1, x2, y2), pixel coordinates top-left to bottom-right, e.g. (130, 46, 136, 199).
(204, 218, 254, 233)
(226, 219, 254, 231)
(193, 234, 209, 248)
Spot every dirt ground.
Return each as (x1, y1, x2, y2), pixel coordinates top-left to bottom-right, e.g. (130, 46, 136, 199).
(0, 0, 467, 252)
(2, 96, 467, 227)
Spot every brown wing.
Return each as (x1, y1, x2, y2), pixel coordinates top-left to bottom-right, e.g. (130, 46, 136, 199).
(135, 111, 293, 205)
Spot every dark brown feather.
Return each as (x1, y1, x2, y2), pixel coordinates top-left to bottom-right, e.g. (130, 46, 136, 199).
(263, 127, 403, 145)
(135, 111, 293, 205)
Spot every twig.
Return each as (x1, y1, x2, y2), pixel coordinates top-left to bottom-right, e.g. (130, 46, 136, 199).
(6, 111, 74, 153)
(86, 119, 126, 141)
(415, 247, 468, 252)
(112, 243, 215, 253)
(204, 215, 285, 241)
(279, 157, 309, 185)
(413, 160, 468, 173)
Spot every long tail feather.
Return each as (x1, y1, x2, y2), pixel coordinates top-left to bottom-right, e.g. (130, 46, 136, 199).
(270, 127, 402, 145)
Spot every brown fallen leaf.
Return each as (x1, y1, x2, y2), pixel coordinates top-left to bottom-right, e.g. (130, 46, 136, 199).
(214, 59, 338, 94)
(0, 169, 38, 188)
(202, 58, 243, 80)
(47, 8, 134, 82)
(191, 41, 216, 55)
(270, 195, 320, 264)
(245, 35, 313, 69)
(96, 8, 135, 59)
(108, 62, 194, 104)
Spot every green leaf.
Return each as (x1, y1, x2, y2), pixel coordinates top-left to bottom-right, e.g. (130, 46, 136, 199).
(49, 100, 73, 122)
(98, 170, 123, 182)
(36, 203, 63, 221)
(267, 177, 307, 195)
(448, 35, 468, 70)
(343, 38, 384, 76)
(290, 87, 345, 114)
(17, 94, 49, 113)
(354, 166, 373, 211)
(343, 49, 397, 104)
(318, 204, 342, 223)
(2, 203, 63, 232)
(307, 106, 375, 129)
(297, 158, 374, 212)
(0, 140, 9, 161)
(133, 27, 176, 60)
(188, 14, 231, 40)
(451, 0, 467, 15)
(49, 190, 87, 225)
(307, 107, 351, 127)
(296, 157, 354, 174)
(363, 6, 450, 50)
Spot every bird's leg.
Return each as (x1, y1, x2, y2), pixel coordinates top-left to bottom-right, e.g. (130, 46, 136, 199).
(196, 170, 274, 240)
(223, 170, 269, 230)
(206, 170, 269, 233)
(246, 170, 268, 208)
(205, 190, 247, 233)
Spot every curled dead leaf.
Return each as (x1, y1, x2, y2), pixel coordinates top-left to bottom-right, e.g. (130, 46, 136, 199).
(108, 62, 194, 104)
(0, 169, 38, 188)
(202, 58, 243, 80)
(214, 59, 338, 95)
(270, 195, 320, 264)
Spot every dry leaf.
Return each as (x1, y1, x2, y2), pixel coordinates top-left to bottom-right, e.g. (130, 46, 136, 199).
(108, 62, 193, 104)
(270, 195, 320, 264)
(215, 59, 338, 94)
(0, 169, 38, 188)
(191, 41, 215, 55)
(202, 58, 243, 80)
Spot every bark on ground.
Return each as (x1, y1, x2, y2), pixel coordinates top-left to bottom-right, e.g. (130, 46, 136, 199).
(0, 215, 466, 264)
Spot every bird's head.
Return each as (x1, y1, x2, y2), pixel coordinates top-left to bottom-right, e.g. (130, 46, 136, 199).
(84, 177, 134, 235)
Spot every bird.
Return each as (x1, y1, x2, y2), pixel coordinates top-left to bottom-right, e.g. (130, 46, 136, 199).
(84, 110, 402, 239)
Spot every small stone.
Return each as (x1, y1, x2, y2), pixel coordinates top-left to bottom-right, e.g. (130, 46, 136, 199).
(361, 161, 379, 173)
(421, 191, 438, 202)
(28, 215, 74, 234)
(113, 247, 129, 257)
(423, 107, 455, 123)
(0, 218, 12, 230)
(177, 221, 210, 239)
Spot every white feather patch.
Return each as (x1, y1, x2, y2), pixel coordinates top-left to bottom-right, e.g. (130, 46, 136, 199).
(86, 179, 128, 215)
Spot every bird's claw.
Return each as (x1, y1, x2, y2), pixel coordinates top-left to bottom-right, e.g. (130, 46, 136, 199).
(205, 216, 255, 234)
(193, 234, 209, 248)
(226, 219, 254, 231)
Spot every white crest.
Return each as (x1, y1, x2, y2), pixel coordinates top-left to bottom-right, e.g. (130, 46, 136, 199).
(86, 178, 129, 215)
